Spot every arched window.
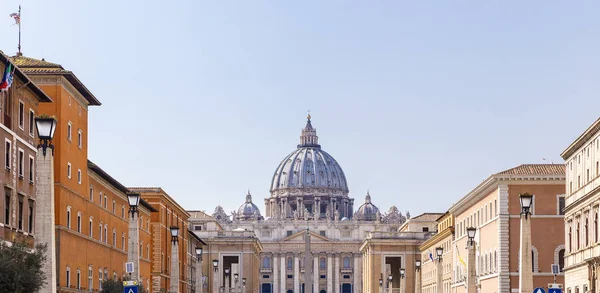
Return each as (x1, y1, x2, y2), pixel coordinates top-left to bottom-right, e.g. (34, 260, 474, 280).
(287, 257, 293, 270)
(568, 226, 572, 252)
(320, 257, 326, 269)
(343, 256, 350, 268)
(595, 212, 598, 243)
(558, 249, 565, 271)
(531, 249, 535, 272)
(577, 221, 581, 250)
(263, 256, 271, 268)
(586, 218, 589, 247)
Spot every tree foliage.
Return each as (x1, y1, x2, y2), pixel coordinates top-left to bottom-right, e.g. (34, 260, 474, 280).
(101, 277, 146, 293)
(0, 241, 47, 293)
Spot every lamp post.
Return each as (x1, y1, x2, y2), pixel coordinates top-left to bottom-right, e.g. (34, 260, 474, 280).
(415, 260, 421, 293)
(212, 259, 219, 293)
(234, 273, 239, 293)
(126, 192, 141, 282)
(224, 267, 230, 293)
(466, 227, 477, 293)
(242, 278, 246, 293)
(170, 226, 180, 293)
(399, 268, 405, 293)
(436, 247, 443, 293)
(34, 116, 57, 293)
(388, 274, 393, 293)
(379, 278, 383, 293)
(195, 247, 203, 293)
(519, 193, 534, 293)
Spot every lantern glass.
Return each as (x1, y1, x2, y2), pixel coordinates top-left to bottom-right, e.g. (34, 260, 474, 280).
(520, 194, 533, 210)
(242, 278, 246, 285)
(170, 226, 179, 237)
(35, 117, 57, 140)
(234, 273, 239, 281)
(436, 247, 443, 257)
(127, 193, 140, 208)
(466, 227, 477, 239)
(225, 267, 230, 275)
(195, 247, 203, 257)
(388, 275, 392, 281)
(379, 279, 383, 285)
(415, 260, 421, 268)
(212, 259, 218, 268)
(400, 268, 405, 276)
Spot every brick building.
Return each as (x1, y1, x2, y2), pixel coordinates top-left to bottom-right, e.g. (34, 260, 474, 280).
(0, 51, 52, 246)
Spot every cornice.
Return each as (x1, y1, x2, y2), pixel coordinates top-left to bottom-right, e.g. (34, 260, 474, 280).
(420, 228, 453, 251)
(27, 75, 89, 109)
(561, 117, 600, 160)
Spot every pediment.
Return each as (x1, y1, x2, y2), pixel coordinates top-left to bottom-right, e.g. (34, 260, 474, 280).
(281, 230, 331, 242)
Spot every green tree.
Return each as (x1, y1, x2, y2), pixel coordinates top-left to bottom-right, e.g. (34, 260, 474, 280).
(101, 277, 146, 293)
(0, 241, 47, 293)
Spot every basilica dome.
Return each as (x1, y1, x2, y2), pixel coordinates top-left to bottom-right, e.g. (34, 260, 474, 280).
(270, 115, 349, 194)
(236, 191, 263, 221)
(354, 191, 380, 221)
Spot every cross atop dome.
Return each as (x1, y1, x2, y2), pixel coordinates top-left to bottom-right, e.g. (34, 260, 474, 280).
(298, 113, 321, 148)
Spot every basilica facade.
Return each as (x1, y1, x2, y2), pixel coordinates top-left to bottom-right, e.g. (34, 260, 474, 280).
(191, 116, 434, 293)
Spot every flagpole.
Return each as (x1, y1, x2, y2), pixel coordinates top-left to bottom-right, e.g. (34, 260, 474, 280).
(17, 5, 21, 56)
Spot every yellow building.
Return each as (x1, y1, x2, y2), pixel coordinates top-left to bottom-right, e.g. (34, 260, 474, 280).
(419, 212, 454, 293)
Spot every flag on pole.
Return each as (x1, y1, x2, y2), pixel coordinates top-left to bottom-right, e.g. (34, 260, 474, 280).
(9, 12, 20, 25)
(0, 61, 15, 92)
(455, 244, 467, 267)
(429, 251, 434, 262)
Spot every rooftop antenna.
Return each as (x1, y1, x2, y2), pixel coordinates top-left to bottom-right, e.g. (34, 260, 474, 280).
(9, 6, 22, 56)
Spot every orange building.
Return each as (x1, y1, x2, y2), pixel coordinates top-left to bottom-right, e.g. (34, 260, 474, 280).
(0, 51, 52, 246)
(129, 187, 192, 293)
(11, 55, 155, 292)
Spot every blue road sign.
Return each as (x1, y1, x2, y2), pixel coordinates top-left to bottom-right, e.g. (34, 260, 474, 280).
(124, 285, 138, 293)
(548, 289, 562, 293)
(533, 288, 546, 293)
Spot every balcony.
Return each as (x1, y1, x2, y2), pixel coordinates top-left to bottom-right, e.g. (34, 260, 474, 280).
(260, 267, 272, 273)
(341, 268, 353, 273)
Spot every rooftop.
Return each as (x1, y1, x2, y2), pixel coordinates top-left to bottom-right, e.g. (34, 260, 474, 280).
(495, 164, 565, 176)
(10, 55, 101, 106)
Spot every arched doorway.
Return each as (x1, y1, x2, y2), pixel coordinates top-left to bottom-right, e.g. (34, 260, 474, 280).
(341, 284, 352, 293)
(261, 283, 272, 293)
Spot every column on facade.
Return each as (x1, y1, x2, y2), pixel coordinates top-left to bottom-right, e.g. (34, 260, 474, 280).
(353, 253, 360, 293)
(335, 253, 340, 293)
(327, 253, 333, 293)
(315, 197, 320, 219)
(273, 253, 279, 293)
(314, 254, 319, 293)
(294, 254, 300, 293)
(281, 255, 286, 292)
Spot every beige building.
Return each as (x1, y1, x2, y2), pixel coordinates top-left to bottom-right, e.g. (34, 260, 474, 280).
(449, 164, 565, 293)
(561, 117, 600, 293)
(420, 212, 454, 293)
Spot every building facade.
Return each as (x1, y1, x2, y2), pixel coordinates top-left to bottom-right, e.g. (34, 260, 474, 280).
(420, 212, 454, 293)
(130, 187, 192, 293)
(449, 164, 565, 293)
(561, 117, 600, 293)
(0, 51, 52, 246)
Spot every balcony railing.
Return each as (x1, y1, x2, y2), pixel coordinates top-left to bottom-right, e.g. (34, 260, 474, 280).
(260, 267, 272, 273)
(341, 268, 353, 273)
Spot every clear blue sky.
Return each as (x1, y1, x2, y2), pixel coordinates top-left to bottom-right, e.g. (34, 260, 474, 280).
(2, 1, 599, 217)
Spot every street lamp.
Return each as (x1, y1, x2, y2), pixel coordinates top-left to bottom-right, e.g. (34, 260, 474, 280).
(34, 115, 58, 293)
(519, 193, 534, 293)
(467, 227, 477, 293)
(415, 260, 422, 293)
(213, 259, 219, 271)
(169, 226, 180, 293)
(224, 268, 231, 293)
(35, 116, 57, 156)
(436, 247, 443, 261)
(195, 247, 203, 293)
(415, 260, 421, 271)
(234, 273, 239, 293)
(242, 278, 246, 293)
(388, 274, 393, 293)
(379, 278, 383, 293)
(212, 259, 219, 293)
(399, 268, 405, 293)
(126, 192, 141, 282)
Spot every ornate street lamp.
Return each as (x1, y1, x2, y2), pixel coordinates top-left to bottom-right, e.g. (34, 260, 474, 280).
(400, 268, 405, 278)
(225, 267, 230, 276)
(127, 193, 141, 215)
(415, 260, 421, 271)
(170, 226, 180, 243)
(520, 193, 534, 218)
(467, 227, 477, 246)
(436, 247, 444, 261)
(213, 259, 219, 271)
(379, 278, 383, 287)
(34, 116, 57, 156)
(169, 226, 180, 293)
(195, 247, 203, 261)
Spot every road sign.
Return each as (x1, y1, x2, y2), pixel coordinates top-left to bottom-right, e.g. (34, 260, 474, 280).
(123, 280, 138, 286)
(548, 289, 562, 293)
(551, 264, 560, 275)
(533, 288, 546, 293)
(123, 285, 138, 293)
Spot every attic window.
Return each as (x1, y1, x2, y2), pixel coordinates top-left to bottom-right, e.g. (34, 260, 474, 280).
(286, 230, 293, 237)
(319, 231, 326, 237)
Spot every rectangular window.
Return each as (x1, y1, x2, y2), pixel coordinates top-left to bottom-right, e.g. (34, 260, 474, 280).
(98, 269, 102, 291)
(4, 191, 9, 225)
(121, 205, 124, 218)
(122, 234, 125, 250)
(28, 200, 33, 233)
(28, 156, 34, 183)
(579, 176, 582, 189)
(77, 169, 82, 184)
(18, 101, 24, 129)
(5, 140, 11, 170)
(89, 186, 93, 201)
(112, 200, 115, 214)
(28, 110, 34, 137)
(104, 195, 107, 209)
(113, 230, 116, 245)
(89, 218, 93, 237)
(67, 121, 72, 141)
(67, 208, 71, 229)
(17, 149, 24, 179)
(78, 130, 83, 149)
(77, 213, 81, 232)
(88, 267, 93, 290)
(104, 225, 108, 243)
(99, 224, 103, 242)
(17, 195, 23, 230)
(76, 269, 81, 289)
(286, 230, 293, 237)
(67, 163, 72, 179)
(588, 169, 590, 183)
(99, 192, 102, 206)
(66, 268, 71, 287)
(559, 197, 566, 215)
